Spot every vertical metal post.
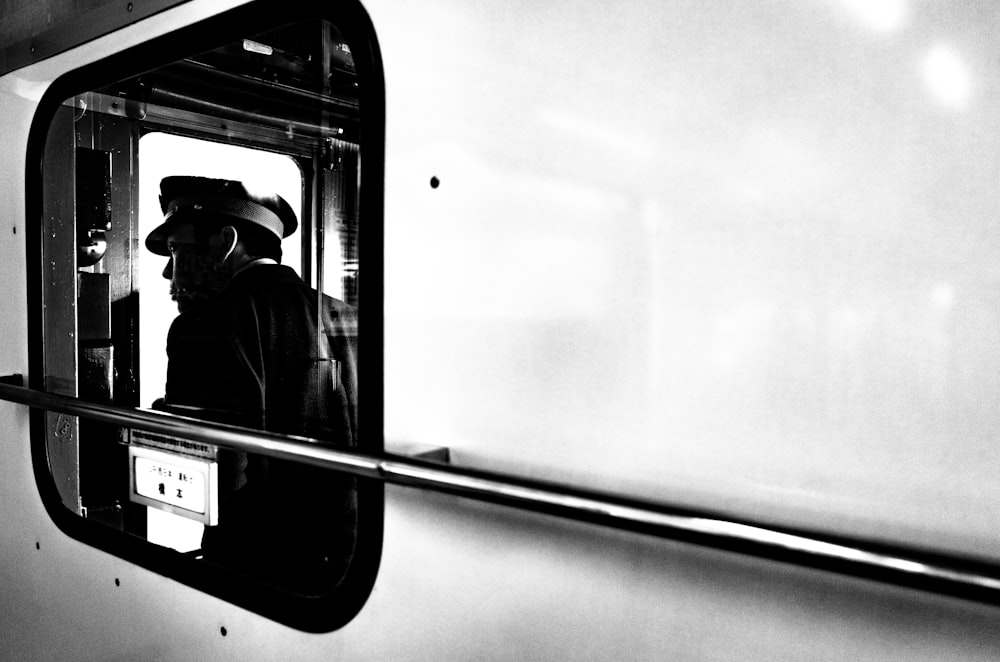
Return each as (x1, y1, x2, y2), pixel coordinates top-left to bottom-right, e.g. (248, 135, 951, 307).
(42, 102, 81, 514)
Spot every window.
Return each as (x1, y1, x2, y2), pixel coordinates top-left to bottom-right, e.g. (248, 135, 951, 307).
(29, 2, 383, 632)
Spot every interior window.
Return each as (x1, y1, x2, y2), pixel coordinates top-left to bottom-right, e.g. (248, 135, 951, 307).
(32, 7, 380, 631)
(138, 133, 305, 550)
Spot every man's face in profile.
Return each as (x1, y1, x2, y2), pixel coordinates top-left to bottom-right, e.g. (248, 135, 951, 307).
(162, 222, 230, 313)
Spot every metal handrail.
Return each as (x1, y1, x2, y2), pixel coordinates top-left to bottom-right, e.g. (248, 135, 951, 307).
(2, 379, 1000, 605)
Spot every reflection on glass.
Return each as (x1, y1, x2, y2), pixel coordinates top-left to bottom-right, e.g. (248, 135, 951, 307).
(839, 0, 906, 32)
(924, 45, 972, 109)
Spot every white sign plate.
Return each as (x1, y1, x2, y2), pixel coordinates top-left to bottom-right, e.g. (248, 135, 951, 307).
(129, 445, 218, 525)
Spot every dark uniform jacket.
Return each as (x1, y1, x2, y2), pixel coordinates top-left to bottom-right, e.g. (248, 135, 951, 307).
(161, 263, 358, 592)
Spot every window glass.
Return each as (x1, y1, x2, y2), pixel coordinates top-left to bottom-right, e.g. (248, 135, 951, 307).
(33, 9, 378, 630)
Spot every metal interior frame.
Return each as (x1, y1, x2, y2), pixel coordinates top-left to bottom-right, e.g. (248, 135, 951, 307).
(2, 379, 999, 608)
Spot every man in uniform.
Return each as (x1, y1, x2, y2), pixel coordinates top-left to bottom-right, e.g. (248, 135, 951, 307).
(145, 175, 357, 593)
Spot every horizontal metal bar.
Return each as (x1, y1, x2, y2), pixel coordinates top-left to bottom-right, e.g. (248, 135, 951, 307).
(380, 461, 1000, 594)
(0, 382, 381, 477)
(2, 380, 1000, 605)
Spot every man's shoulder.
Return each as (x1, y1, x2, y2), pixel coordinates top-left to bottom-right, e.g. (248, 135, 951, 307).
(225, 264, 306, 302)
(232, 262, 301, 286)
(227, 264, 356, 324)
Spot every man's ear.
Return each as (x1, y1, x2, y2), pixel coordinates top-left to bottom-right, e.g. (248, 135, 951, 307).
(220, 225, 239, 262)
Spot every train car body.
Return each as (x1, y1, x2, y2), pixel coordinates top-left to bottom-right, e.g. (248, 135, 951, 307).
(3, 0, 1000, 659)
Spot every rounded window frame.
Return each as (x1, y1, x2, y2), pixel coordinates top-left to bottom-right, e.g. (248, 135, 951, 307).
(25, 0, 385, 633)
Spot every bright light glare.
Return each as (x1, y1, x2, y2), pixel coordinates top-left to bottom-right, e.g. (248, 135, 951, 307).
(930, 284, 955, 309)
(840, 0, 906, 31)
(924, 46, 972, 109)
